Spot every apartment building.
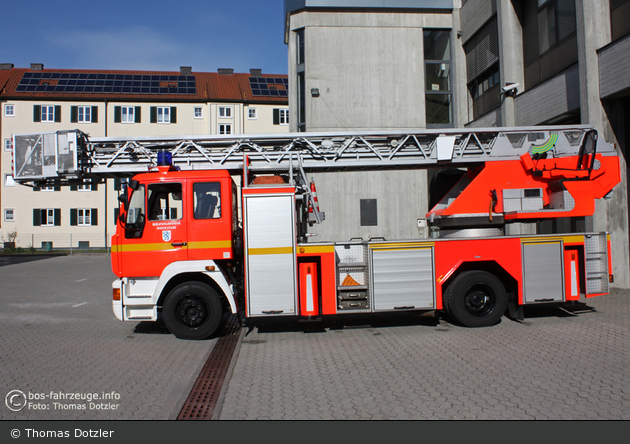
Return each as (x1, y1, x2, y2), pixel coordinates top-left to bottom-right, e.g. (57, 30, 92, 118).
(284, 0, 630, 287)
(0, 65, 289, 250)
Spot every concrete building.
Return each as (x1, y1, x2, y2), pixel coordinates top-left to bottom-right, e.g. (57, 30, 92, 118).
(0, 65, 288, 251)
(284, 0, 630, 288)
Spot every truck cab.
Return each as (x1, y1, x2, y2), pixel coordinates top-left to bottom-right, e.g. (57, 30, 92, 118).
(111, 167, 242, 339)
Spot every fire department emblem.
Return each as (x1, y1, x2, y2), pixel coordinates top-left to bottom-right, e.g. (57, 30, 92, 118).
(162, 230, 172, 242)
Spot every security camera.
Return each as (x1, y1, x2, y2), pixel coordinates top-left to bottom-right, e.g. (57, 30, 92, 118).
(502, 83, 519, 95)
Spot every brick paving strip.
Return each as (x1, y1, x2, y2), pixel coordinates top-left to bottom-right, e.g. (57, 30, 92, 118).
(177, 314, 244, 420)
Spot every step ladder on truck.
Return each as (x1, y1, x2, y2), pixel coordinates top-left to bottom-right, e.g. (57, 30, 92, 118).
(11, 125, 621, 338)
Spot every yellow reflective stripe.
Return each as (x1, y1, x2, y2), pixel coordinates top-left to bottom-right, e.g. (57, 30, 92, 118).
(113, 243, 181, 253)
(112, 240, 232, 253)
(370, 242, 435, 250)
(188, 240, 233, 250)
(298, 245, 335, 254)
(248, 247, 294, 255)
(521, 235, 584, 244)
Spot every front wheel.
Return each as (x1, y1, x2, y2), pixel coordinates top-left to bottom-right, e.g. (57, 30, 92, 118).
(162, 281, 223, 339)
(444, 271, 508, 328)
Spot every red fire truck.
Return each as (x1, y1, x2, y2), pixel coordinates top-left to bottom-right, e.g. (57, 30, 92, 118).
(12, 126, 621, 339)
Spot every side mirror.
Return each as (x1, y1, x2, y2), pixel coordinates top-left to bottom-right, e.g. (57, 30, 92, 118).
(128, 179, 140, 191)
(118, 195, 129, 212)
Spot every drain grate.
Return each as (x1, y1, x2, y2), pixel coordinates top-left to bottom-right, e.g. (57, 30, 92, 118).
(177, 314, 242, 420)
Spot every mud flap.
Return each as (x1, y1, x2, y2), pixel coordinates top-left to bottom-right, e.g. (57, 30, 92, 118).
(506, 296, 524, 321)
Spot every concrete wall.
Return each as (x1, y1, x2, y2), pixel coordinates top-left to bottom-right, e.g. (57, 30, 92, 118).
(287, 9, 453, 241)
(288, 11, 452, 132)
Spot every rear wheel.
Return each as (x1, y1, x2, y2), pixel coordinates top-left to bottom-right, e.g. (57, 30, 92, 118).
(444, 271, 507, 327)
(163, 281, 222, 339)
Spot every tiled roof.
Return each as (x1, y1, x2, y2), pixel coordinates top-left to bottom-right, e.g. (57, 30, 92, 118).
(0, 67, 288, 104)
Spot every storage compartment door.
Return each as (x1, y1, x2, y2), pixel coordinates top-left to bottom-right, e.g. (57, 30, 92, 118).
(371, 247, 434, 311)
(245, 194, 296, 316)
(522, 242, 564, 303)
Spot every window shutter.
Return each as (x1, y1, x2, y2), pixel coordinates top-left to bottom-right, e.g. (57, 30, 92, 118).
(54, 186, 61, 192)
(34, 105, 41, 122)
(54, 209, 61, 226)
(114, 178, 121, 191)
(70, 209, 78, 226)
(150, 107, 157, 123)
(114, 106, 121, 123)
(91, 106, 98, 123)
(114, 208, 120, 226)
(273, 109, 280, 125)
(70, 185, 78, 191)
(54, 106, 62, 123)
(71, 106, 78, 123)
(464, 16, 499, 83)
(91, 182, 98, 191)
(135, 106, 141, 123)
(33, 208, 41, 226)
(170, 107, 177, 123)
(91, 208, 98, 226)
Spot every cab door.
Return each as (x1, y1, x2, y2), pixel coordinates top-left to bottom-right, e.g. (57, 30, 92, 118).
(122, 180, 188, 277)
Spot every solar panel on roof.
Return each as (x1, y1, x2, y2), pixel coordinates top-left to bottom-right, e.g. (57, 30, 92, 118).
(15, 72, 197, 95)
(248, 77, 288, 98)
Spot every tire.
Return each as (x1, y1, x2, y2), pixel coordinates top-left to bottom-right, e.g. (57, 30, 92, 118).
(162, 281, 223, 340)
(444, 270, 507, 328)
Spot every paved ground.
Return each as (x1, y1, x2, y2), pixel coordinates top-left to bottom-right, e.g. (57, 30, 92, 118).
(216, 294, 630, 420)
(0, 254, 215, 420)
(1, 253, 629, 421)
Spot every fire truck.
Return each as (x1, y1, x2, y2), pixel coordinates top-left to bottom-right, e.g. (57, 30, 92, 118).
(12, 126, 621, 339)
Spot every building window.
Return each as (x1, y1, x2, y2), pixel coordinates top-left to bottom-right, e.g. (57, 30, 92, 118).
(219, 124, 232, 134)
(71, 106, 98, 123)
(71, 208, 98, 226)
(4, 104, 15, 117)
(33, 105, 60, 122)
(522, 0, 577, 88)
(611, 0, 630, 41)
(157, 107, 170, 123)
(194, 107, 203, 118)
(114, 106, 141, 123)
(4, 139, 11, 152)
(4, 174, 15, 187)
(79, 106, 91, 123)
(40, 186, 55, 192)
(122, 106, 135, 123)
(273, 109, 289, 125)
(248, 108, 257, 120)
(424, 29, 453, 128)
(77, 184, 91, 191)
(4, 209, 15, 222)
(150, 106, 177, 124)
(465, 17, 501, 120)
(297, 29, 305, 66)
(34, 208, 60, 227)
(219, 106, 232, 118)
(296, 28, 306, 132)
(297, 72, 306, 132)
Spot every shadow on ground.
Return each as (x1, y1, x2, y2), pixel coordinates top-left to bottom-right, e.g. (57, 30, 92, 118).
(0, 253, 67, 267)
(248, 310, 440, 335)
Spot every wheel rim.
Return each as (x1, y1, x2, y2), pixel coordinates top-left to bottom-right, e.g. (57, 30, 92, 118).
(464, 284, 496, 317)
(175, 296, 208, 327)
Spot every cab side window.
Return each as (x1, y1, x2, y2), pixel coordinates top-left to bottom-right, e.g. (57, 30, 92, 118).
(193, 182, 221, 219)
(147, 183, 183, 221)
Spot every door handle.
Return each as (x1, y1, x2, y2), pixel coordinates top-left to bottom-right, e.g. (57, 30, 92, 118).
(171, 242, 187, 247)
